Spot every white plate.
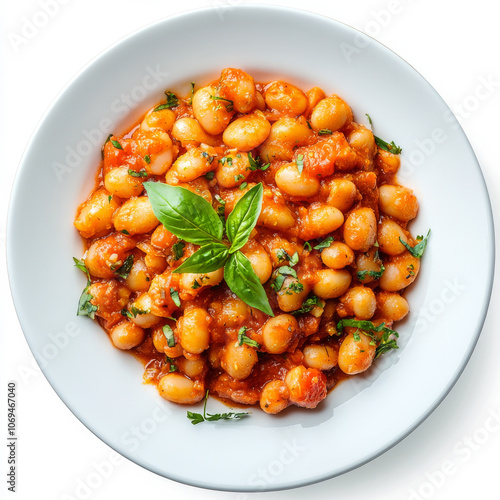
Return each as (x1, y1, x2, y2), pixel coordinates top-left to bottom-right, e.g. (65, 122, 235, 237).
(7, 5, 494, 492)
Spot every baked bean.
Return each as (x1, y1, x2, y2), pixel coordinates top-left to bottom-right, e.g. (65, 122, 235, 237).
(284, 366, 327, 408)
(343, 207, 377, 252)
(264, 81, 308, 118)
(192, 86, 234, 135)
(218, 67, 258, 113)
(110, 321, 145, 350)
(313, 269, 352, 299)
(104, 167, 145, 199)
(241, 241, 273, 284)
(300, 204, 344, 241)
(303, 345, 338, 370)
(158, 373, 205, 404)
(356, 248, 384, 284)
(166, 146, 215, 183)
(378, 218, 409, 256)
(113, 196, 159, 235)
(326, 178, 358, 212)
(74, 188, 120, 238)
(260, 380, 290, 414)
(321, 242, 355, 269)
(262, 314, 299, 354)
(171, 117, 219, 146)
(338, 332, 376, 375)
(276, 277, 311, 313)
(275, 162, 320, 197)
(310, 95, 352, 132)
(221, 340, 258, 380)
(215, 152, 252, 188)
(376, 291, 409, 321)
(141, 107, 176, 133)
(379, 184, 419, 221)
(379, 252, 420, 292)
(128, 293, 161, 328)
(339, 286, 377, 320)
(222, 111, 271, 151)
(177, 308, 211, 354)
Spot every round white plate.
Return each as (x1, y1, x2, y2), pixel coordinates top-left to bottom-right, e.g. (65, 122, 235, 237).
(7, 5, 494, 492)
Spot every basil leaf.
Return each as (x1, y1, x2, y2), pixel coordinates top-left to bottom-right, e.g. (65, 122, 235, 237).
(399, 229, 430, 259)
(224, 252, 273, 316)
(173, 242, 229, 274)
(144, 182, 223, 245)
(226, 183, 263, 252)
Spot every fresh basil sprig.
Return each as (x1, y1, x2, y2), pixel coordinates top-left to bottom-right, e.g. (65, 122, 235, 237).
(144, 182, 273, 316)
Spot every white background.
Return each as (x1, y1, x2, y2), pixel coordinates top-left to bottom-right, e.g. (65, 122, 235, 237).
(1, 1, 499, 499)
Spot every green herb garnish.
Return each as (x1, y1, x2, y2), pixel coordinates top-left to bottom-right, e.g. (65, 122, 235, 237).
(291, 294, 324, 315)
(209, 95, 234, 111)
(172, 240, 185, 261)
(336, 319, 399, 358)
(170, 288, 181, 307)
(111, 139, 123, 150)
(318, 129, 332, 135)
(144, 155, 151, 164)
(296, 154, 304, 174)
(187, 391, 249, 425)
(313, 237, 334, 250)
(154, 91, 179, 111)
(357, 265, 385, 281)
(114, 254, 134, 280)
(77, 284, 98, 319)
(144, 182, 272, 316)
(238, 326, 260, 348)
(400, 229, 430, 259)
(128, 169, 148, 178)
(162, 325, 176, 347)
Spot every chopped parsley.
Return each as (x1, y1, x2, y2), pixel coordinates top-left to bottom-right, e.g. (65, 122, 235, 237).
(144, 155, 151, 164)
(172, 240, 185, 260)
(296, 154, 304, 175)
(318, 129, 332, 135)
(111, 139, 123, 150)
(239, 182, 248, 190)
(162, 325, 176, 347)
(357, 265, 385, 281)
(204, 171, 215, 180)
(313, 236, 334, 250)
(187, 391, 249, 425)
(291, 294, 324, 315)
(170, 288, 181, 307)
(128, 168, 148, 178)
(154, 91, 179, 111)
(77, 285, 97, 319)
(375, 136, 402, 155)
(238, 326, 260, 348)
(114, 254, 134, 280)
(336, 319, 399, 358)
(209, 95, 234, 111)
(400, 229, 431, 259)
(248, 152, 270, 171)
